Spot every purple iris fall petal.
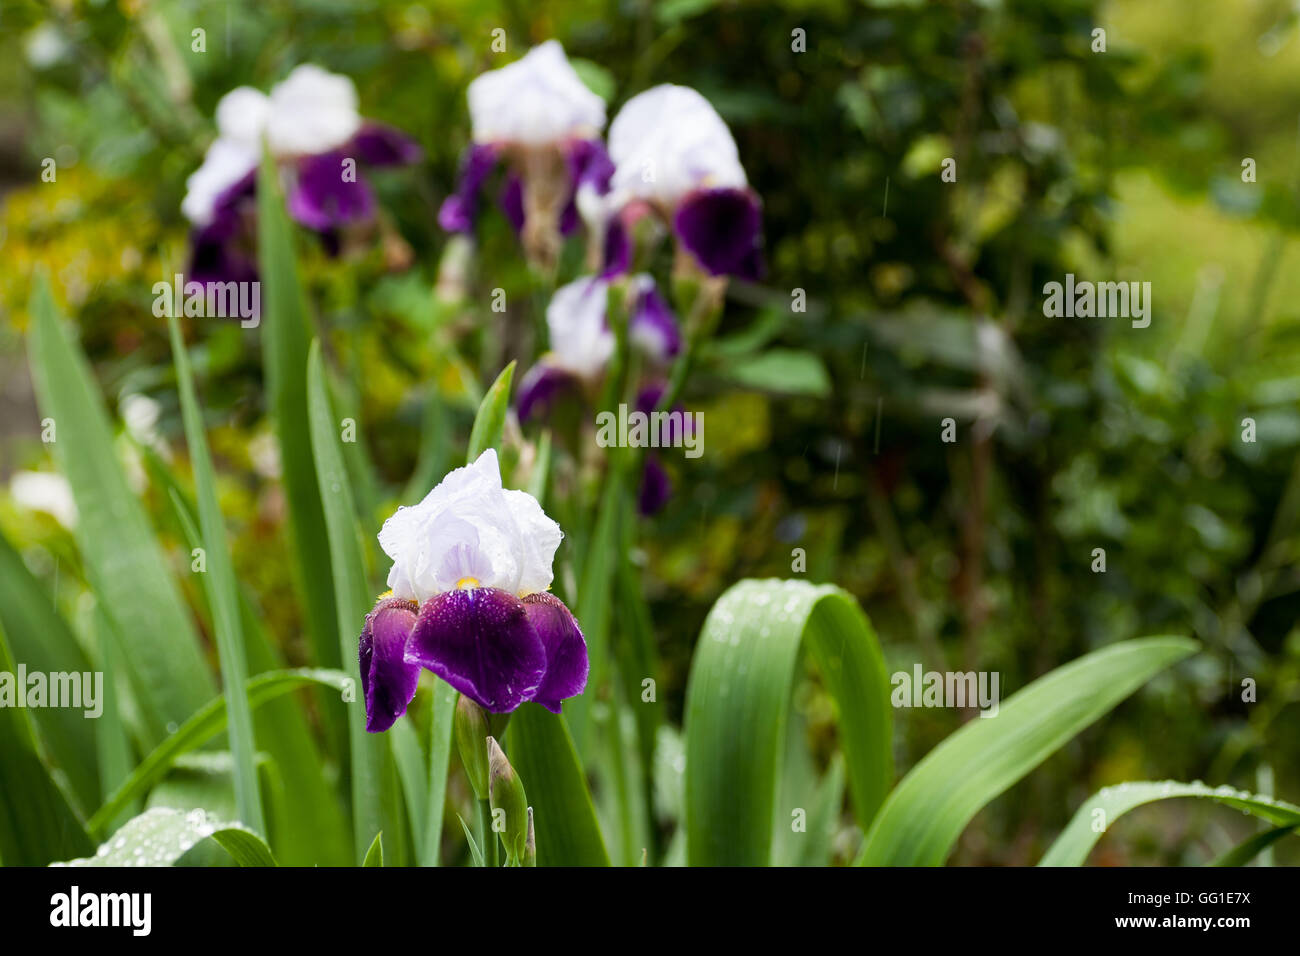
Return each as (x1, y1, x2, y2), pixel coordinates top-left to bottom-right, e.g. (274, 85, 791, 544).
(630, 280, 681, 360)
(521, 592, 589, 713)
(673, 186, 765, 280)
(516, 361, 580, 423)
(405, 586, 546, 713)
(438, 143, 499, 233)
(187, 172, 259, 287)
(351, 123, 423, 167)
(288, 150, 377, 231)
(360, 596, 421, 733)
(638, 454, 673, 516)
(600, 218, 632, 278)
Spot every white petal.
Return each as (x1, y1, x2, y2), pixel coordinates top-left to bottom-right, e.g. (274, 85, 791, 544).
(181, 138, 257, 225)
(10, 471, 78, 528)
(608, 84, 746, 205)
(546, 276, 614, 379)
(379, 449, 562, 603)
(468, 40, 605, 146)
(503, 489, 562, 595)
(215, 86, 272, 149)
(266, 64, 361, 157)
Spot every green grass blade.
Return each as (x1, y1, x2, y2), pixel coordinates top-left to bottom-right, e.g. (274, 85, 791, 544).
(256, 151, 339, 674)
(27, 273, 214, 743)
(458, 815, 485, 868)
(0, 622, 94, 865)
(685, 579, 892, 866)
(167, 311, 263, 835)
(0, 528, 100, 814)
(466, 361, 516, 462)
(91, 607, 138, 831)
(859, 637, 1199, 866)
(59, 807, 277, 867)
(422, 678, 457, 865)
(1212, 826, 1297, 867)
(363, 831, 384, 867)
(510, 703, 611, 866)
(306, 341, 384, 862)
(1038, 780, 1300, 866)
(88, 668, 351, 837)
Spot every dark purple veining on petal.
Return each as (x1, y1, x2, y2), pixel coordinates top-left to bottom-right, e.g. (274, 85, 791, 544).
(351, 123, 423, 167)
(287, 150, 377, 231)
(673, 186, 765, 280)
(360, 596, 421, 733)
(520, 592, 589, 713)
(516, 361, 580, 424)
(405, 587, 546, 713)
(438, 143, 499, 233)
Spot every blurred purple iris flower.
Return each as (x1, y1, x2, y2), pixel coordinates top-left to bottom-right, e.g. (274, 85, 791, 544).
(437, 42, 610, 267)
(182, 65, 421, 290)
(358, 449, 588, 732)
(592, 84, 764, 281)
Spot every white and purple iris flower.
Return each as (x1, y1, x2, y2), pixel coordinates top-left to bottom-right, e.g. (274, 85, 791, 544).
(437, 41, 611, 265)
(515, 273, 681, 423)
(598, 84, 763, 281)
(182, 64, 421, 286)
(359, 449, 588, 732)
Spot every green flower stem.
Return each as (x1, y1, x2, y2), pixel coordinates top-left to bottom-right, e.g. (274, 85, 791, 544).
(477, 798, 498, 868)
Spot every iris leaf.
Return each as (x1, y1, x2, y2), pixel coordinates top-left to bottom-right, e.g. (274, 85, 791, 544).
(466, 361, 516, 463)
(685, 579, 892, 865)
(59, 807, 276, 867)
(859, 637, 1198, 866)
(27, 273, 215, 744)
(1038, 780, 1300, 866)
(363, 831, 384, 867)
(167, 310, 264, 835)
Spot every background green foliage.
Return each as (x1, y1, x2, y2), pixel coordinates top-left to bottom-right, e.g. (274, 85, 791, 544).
(1, 0, 1298, 864)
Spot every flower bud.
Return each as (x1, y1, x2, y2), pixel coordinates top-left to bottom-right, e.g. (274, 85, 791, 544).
(455, 695, 490, 800)
(487, 736, 530, 864)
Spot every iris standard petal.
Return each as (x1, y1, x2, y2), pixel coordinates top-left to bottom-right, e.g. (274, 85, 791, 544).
(673, 186, 764, 280)
(521, 592, 589, 713)
(360, 596, 421, 733)
(288, 150, 377, 231)
(405, 587, 546, 713)
(438, 143, 499, 233)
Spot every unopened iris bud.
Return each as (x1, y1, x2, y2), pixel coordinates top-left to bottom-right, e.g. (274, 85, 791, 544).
(487, 736, 530, 864)
(455, 695, 491, 800)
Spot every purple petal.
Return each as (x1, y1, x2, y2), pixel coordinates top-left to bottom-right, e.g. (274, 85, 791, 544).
(521, 592, 589, 713)
(438, 143, 499, 233)
(638, 454, 673, 516)
(405, 587, 545, 713)
(351, 123, 423, 167)
(673, 187, 765, 280)
(630, 279, 681, 360)
(516, 361, 579, 423)
(360, 597, 421, 733)
(288, 151, 377, 231)
(560, 138, 614, 237)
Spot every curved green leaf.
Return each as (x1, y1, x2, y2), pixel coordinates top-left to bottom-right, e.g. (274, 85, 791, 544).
(27, 274, 214, 743)
(89, 669, 351, 837)
(363, 831, 384, 867)
(58, 807, 277, 867)
(1213, 826, 1297, 867)
(510, 703, 611, 866)
(685, 579, 892, 866)
(858, 637, 1198, 866)
(1038, 780, 1300, 866)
